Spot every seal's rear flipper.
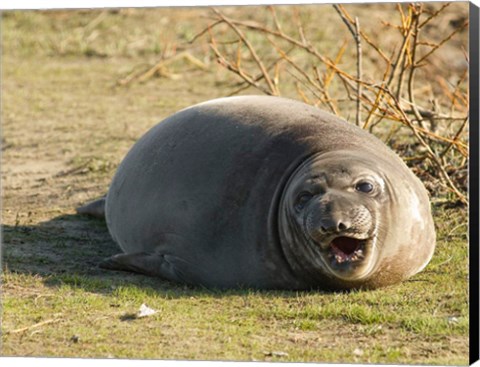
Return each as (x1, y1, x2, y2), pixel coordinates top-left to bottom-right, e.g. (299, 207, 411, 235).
(99, 252, 189, 284)
(76, 197, 106, 219)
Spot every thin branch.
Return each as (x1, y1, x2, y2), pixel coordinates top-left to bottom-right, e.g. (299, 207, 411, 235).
(355, 17, 362, 126)
(333, 5, 363, 125)
(323, 39, 348, 88)
(204, 15, 344, 77)
(418, 2, 451, 29)
(268, 5, 283, 33)
(209, 28, 272, 95)
(382, 87, 467, 204)
(188, 19, 223, 44)
(450, 68, 469, 111)
(394, 5, 415, 100)
(332, 4, 357, 38)
(227, 48, 293, 96)
(407, 4, 426, 128)
(440, 116, 469, 158)
(313, 65, 340, 116)
(416, 20, 469, 65)
(334, 4, 391, 63)
(6, 319, 62, 335)
(363, 62, 391, 129)
(212, 8, 278, 95)
(293, 8, 308, 46)
(385, 11, 415, 89)
(269, 38, 323, 94)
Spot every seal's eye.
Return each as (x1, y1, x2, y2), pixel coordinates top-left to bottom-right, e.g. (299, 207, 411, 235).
(295, 193, 313, 211)
(355, 181, 374, 193)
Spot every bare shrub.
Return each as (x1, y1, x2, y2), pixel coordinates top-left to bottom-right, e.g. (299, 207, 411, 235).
(191, 3, 469, 205)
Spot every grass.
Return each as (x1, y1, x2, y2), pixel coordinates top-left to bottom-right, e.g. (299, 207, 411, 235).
(1, 5, 469, 365)
(1, 203, 469, 364)
(1, 243, 468, 363)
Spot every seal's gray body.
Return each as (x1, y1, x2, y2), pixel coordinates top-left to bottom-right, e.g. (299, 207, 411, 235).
(103, 96, 435, 290)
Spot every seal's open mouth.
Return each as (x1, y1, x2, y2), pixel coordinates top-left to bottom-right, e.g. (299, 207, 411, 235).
(328, 236, 366, 264)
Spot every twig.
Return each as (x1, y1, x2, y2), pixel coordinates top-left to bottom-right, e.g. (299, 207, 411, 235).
(202, 16, 342, 78)
(366, 5, 415, 126)
(428, 256, 453, 271)
(440, 116, 469, 158)
(385, 10, 415, 90)
(333, 5, 356, 37)
(394, 5, 417, 100)
(363, 63, 390, 129)
(441, 69, 469, 113)
(82, 10, 108, 35)
(295, 82, 312, 104)
(212, 8, 278, 95)
(407, 4, 426, 129)
(416, 20, 469, 65)
(293, 8, 308, 46)
(382, 87, 467, 204)
(447, 222, 468, 238)
(285, 67, 324, 103)
(334, 4, 390, 63)
(418, 2, 451, 29)
(313, 65, 339, 116)
(227, 49, 292, 96)
(269, 39, 322, 94)
(323, 39, 348, 88)
(210, 39, 271, 95)
(268, 6, 283, 33)
(6, 319, 62, 335)
(354, 17, 362, 126)
(329, 74, 467, 153)
(333, 5, 363, 126)
(117, 51, 208, 86)
(188, 19, 223, 44)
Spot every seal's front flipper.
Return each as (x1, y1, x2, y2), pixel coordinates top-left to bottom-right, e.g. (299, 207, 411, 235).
(76, 197, 106, 219)
(99, 252, 191, 284)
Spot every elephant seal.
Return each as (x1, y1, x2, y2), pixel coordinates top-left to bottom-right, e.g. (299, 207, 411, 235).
(77, 96, 436, 290)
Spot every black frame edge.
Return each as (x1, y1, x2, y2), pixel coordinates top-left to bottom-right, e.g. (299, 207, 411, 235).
(469, 1, 480, 365)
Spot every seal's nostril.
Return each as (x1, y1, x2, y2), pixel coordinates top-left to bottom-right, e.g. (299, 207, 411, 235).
(320, 220, 348, 233)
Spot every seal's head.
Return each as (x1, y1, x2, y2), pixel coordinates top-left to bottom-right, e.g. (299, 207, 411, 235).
(279, 150, 435, 290)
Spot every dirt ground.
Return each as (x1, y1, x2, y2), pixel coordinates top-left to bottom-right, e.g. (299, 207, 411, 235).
(1, 5, 470, 364)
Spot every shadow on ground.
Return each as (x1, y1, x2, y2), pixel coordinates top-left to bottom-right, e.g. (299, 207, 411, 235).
(2, 214, 311, 299)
